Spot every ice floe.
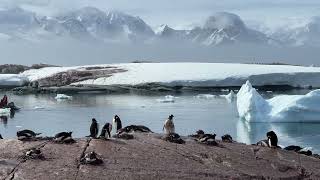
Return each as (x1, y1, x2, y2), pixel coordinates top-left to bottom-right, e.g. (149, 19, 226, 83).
(237, 81, 320, 122)
(55, 94, 73, 100)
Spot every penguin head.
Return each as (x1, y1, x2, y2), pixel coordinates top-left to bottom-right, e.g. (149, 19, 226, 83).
(92, 118, 97, 123)
(169, 114, 174, 120)
(68, 132, 73, 136)
(196, 130, 205, 135)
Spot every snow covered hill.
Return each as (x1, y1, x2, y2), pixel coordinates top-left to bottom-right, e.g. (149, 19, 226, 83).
(10, 63, 320, 89)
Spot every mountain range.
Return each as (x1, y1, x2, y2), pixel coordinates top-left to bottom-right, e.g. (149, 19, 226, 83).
(0, 6, 319, 47)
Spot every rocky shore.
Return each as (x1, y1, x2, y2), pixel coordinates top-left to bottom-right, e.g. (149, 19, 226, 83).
(0, 133, 319, 180)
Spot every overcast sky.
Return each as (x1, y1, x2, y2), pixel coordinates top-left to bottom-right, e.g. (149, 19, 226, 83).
(1, 0, 320, 30)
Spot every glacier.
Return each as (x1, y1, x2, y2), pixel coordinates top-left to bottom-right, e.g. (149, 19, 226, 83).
(237, 81, 320, 122)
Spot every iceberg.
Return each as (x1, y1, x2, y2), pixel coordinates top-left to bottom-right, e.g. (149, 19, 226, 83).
(237, 81, 320, 122)
(220, 90, 236, 102)
(55, 94, 72, 100)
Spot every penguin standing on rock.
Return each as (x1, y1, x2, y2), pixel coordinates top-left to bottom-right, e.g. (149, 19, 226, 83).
(113, 115, 122, 133)
(163, 114, 175, 134)
(99, 123, 112, 139)
(256, 131, 280, 148)
(89, 118, 99, 138)
(266, 131, 279, 148)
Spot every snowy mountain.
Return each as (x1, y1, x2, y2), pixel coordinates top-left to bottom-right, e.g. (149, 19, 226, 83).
(188, 12, 273, 46)
(0, 7, 313, 47)
(271, 16, 320, 47)
(155, 12, 275, 46)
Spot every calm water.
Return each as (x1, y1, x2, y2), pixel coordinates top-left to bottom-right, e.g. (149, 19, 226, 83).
(0, 90, 319, 153)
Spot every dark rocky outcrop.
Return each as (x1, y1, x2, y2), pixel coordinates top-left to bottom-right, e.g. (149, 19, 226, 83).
(35, 67, 127, 87)
(0, 64, 59, 74)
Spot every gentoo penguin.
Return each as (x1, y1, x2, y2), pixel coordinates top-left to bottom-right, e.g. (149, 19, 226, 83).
(113, 115, 122, 132)
(17, 129, 41, 140)
(221, 134, 233, 143)
(163, 114, 175, 134)
(99, 123, 112, 139)
(54, 132, 73, 143)
(89, 118, 99, 138)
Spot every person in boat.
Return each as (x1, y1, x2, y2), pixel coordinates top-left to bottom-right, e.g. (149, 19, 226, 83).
(0, 95, 8, 108)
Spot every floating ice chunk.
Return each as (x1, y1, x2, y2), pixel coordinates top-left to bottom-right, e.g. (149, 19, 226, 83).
(34, 106, 45, 110)
(195, 94, 217, 99)
(55, 94, 72, 100)
(157, 95, 176, 103)
(220, 90, 236, 102)
(0, 108, 10, 116)
(237, 80, 320, 122)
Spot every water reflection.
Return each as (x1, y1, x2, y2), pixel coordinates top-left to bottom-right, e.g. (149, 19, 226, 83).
(0, 116, 8, 128)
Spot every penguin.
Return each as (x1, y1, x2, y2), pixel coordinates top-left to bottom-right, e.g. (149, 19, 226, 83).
(80, 151, 103, 165)
(163, 114, 175, 134)
(256, 131, 280, 148)
(89, 118, 99, 138)
(54, 132, 73, 143)
(256, 139, 269, 147)
(221, 134, 233, 143)
(99, 123, 112, 139)
(17, 129, 41, 140)
(0, 134, 3, 139)
(266, 131, 279, 148)
(284, 145, 302, 152)
(113, 115, 122, 132)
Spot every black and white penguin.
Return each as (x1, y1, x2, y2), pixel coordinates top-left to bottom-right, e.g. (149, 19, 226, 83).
(163, 114, 175, 134)
(221, 134, 233, 143)
(99, 123, 112, 139)
(89, 118, 99, 138)
(256, 131, 280, 148)
(54, 132, 73, 143)
(17, 129, 41, 140)
(113, 115, 122, 132)
(266, 131, 279, 148)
